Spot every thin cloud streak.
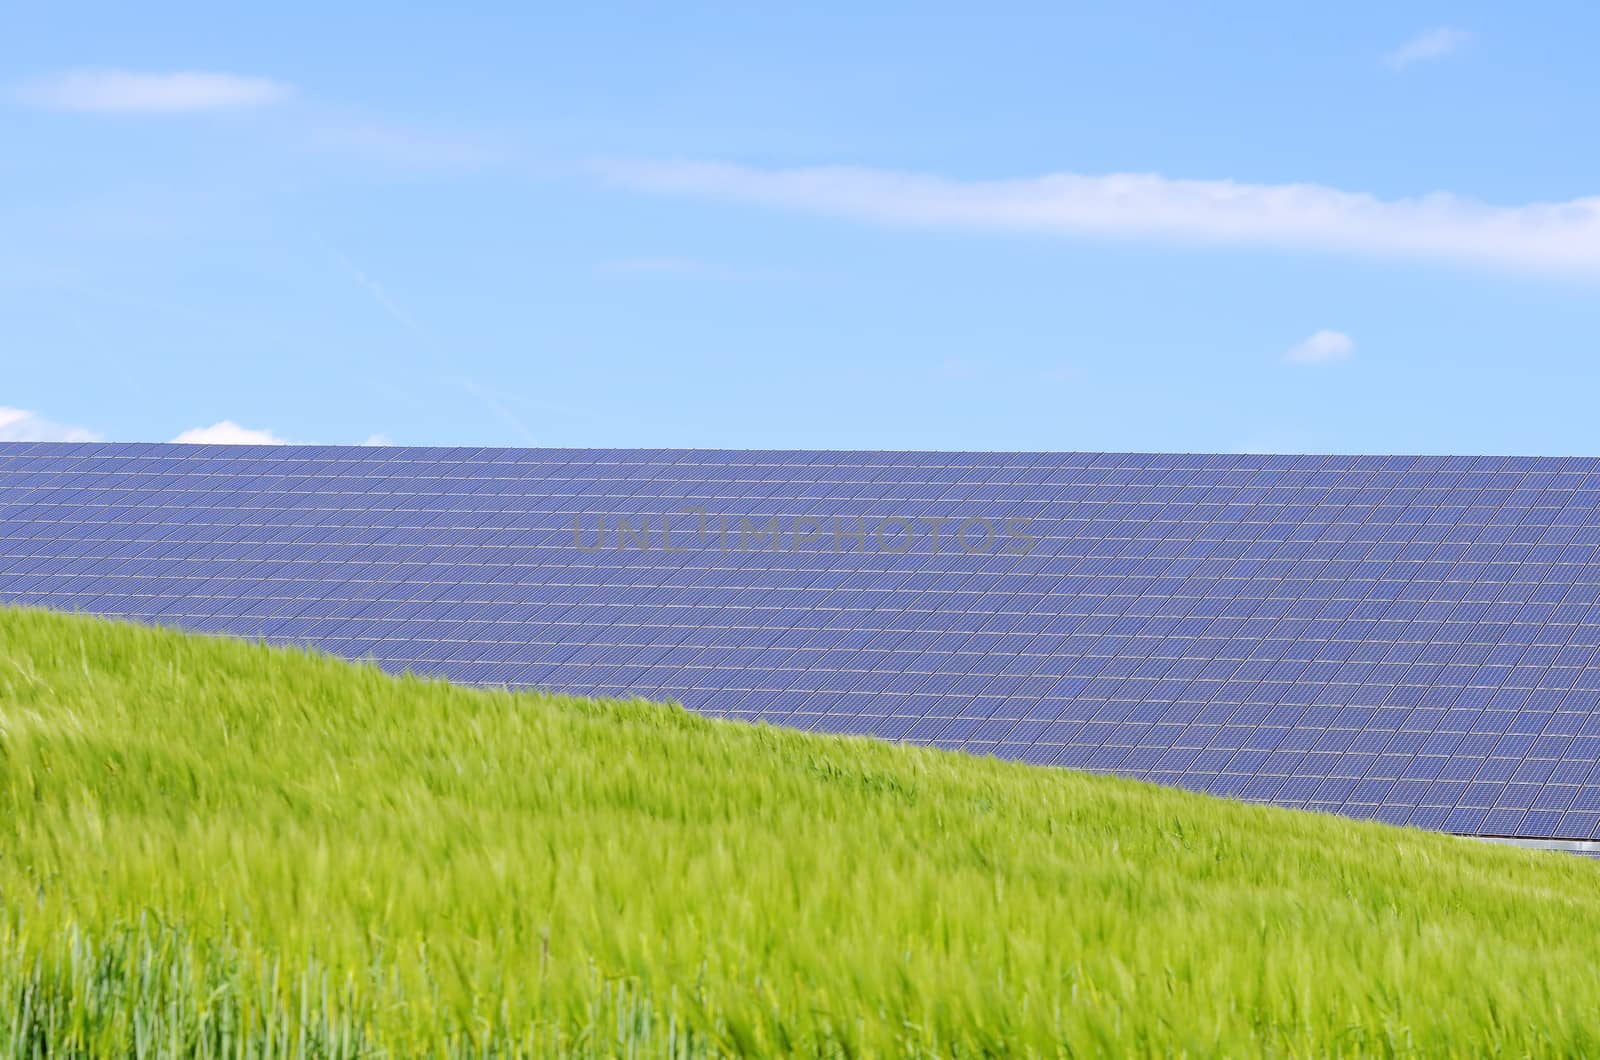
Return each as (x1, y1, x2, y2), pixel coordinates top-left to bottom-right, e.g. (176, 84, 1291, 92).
(18, 69, 292, 113)
(323, 244, 540, 443)
(598, 160, 1600, 277)
(1385, 27, 1471, 69)
(326, 247, 424, 335)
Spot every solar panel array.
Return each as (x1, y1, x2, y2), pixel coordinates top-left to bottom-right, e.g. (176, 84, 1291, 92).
(7, 442, 1600, 841)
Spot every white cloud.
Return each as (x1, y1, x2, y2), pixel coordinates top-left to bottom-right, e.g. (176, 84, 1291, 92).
(0, 406, 100, 442)
(1385, 27, 1471, 69)
(361, 433, 394, 446)
(598, 160, 1600, 277)
(1284, 330, 1355, 364)
(18, 69, 292, 113)
(171, 421, 288, 445)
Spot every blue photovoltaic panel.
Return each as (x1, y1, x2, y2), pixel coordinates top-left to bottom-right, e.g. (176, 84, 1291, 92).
(6, 442, 1600, 842)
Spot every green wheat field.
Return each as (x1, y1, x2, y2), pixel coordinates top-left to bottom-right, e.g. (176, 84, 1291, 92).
(3, 605, 1600, 1056)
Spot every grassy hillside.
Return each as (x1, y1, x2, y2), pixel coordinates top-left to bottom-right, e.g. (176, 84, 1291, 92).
(2, 607, 1600, 1056)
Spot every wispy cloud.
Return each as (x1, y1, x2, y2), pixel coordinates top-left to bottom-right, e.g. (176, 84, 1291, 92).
(18, 69, 292, 113)
(1283, 330, 1354, 364)
(1384, 27, 1472, 69)
(171, 421, 288, 445)
(0, 406, 100, 442)
(599, 160, 1600, 277)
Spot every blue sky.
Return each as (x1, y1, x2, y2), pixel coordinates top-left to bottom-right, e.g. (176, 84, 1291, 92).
(4, 3, 1600, 454)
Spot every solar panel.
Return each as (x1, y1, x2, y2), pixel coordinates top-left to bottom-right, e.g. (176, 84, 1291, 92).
(8, 441, 1600, 841)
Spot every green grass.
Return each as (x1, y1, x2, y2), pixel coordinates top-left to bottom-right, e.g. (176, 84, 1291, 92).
(3, 606, 1600, 1057)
